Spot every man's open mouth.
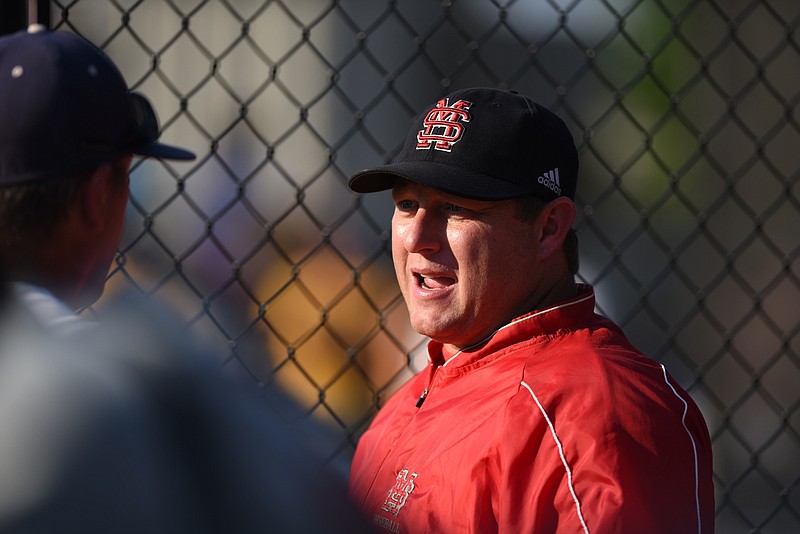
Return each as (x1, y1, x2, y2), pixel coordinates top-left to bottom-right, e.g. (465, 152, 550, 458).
(416, 273, 455, 290)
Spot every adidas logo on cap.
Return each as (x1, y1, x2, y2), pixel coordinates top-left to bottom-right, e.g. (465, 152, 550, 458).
(537, 168, 561, 196)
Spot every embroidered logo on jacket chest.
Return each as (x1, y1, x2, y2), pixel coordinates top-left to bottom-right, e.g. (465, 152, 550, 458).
(382, 468, 418, 516)
(373, 468, 419, 531)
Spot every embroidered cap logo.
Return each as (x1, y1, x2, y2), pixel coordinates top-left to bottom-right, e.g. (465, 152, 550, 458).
(416, 98, 472, 152)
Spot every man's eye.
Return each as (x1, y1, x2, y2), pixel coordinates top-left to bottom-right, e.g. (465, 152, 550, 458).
(396, 199, 416, 211)
(447, 203, 465, 213)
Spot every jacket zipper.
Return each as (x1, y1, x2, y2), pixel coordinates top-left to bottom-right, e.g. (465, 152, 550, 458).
(415, 389, 429, 408)
(360, 363, 440, 506)
(415, 363, 439, 408)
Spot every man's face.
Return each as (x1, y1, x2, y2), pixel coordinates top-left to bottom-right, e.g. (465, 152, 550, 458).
(391, 179, 545, 350)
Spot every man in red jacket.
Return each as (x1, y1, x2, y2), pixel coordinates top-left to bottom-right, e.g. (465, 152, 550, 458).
(347, 87, 714, 533)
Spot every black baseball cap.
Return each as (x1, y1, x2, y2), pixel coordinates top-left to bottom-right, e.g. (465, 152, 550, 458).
(0, 25, 195, 185)
(349, 87, 578, 201)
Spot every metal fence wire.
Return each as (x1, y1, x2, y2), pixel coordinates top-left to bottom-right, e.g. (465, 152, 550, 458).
(12, 0, 800, 531)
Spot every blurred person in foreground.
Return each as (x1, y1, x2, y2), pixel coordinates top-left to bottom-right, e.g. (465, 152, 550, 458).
(347, 87, 714, 533)
(0, 26, 369, 533)
(0, 23, 195, 328)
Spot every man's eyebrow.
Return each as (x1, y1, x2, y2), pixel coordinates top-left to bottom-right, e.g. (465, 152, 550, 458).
(391, 179, 417, 195)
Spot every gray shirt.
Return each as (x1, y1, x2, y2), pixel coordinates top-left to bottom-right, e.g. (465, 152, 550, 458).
(0, 287, 369, 534)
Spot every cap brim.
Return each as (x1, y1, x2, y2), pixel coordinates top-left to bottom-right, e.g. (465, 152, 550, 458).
(349, 160, 536, 201)
(133, 141, 196, 161)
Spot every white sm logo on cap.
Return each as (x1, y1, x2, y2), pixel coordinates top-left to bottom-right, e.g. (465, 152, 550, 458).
(416, 98, 472, 152)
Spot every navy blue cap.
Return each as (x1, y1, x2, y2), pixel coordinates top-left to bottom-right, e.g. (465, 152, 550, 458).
(0, 25, 195, 185)
(349, 87, 578, 201)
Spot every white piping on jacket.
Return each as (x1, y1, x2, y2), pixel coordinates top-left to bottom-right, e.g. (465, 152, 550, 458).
(521, 380, 591, 534)
(660, 364, 703, 534)
(521, 365, 704, 534)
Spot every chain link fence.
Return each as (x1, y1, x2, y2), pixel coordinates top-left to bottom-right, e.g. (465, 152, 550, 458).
(5, 0, 798, 531)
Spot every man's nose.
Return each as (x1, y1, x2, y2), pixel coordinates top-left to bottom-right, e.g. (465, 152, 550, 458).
(403, 208, 442, 254)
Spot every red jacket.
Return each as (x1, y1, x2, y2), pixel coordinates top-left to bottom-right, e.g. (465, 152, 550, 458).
(350, 286, 714, 533)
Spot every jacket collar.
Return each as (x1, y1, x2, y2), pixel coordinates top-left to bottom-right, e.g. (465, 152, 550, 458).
(427, 284, 596, 369)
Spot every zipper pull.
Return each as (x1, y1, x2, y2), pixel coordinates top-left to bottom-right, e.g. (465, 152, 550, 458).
(416, 389, 429, 408)
(416, 361, 440, 409)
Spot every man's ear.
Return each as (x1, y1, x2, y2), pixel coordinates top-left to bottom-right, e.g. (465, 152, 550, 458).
(74, 163, 115, 233)
(537, 197, 577, 260)
(73, 155, 130, 234)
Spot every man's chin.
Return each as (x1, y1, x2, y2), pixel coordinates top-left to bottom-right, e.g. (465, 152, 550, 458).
(409, 316, 458, 344)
